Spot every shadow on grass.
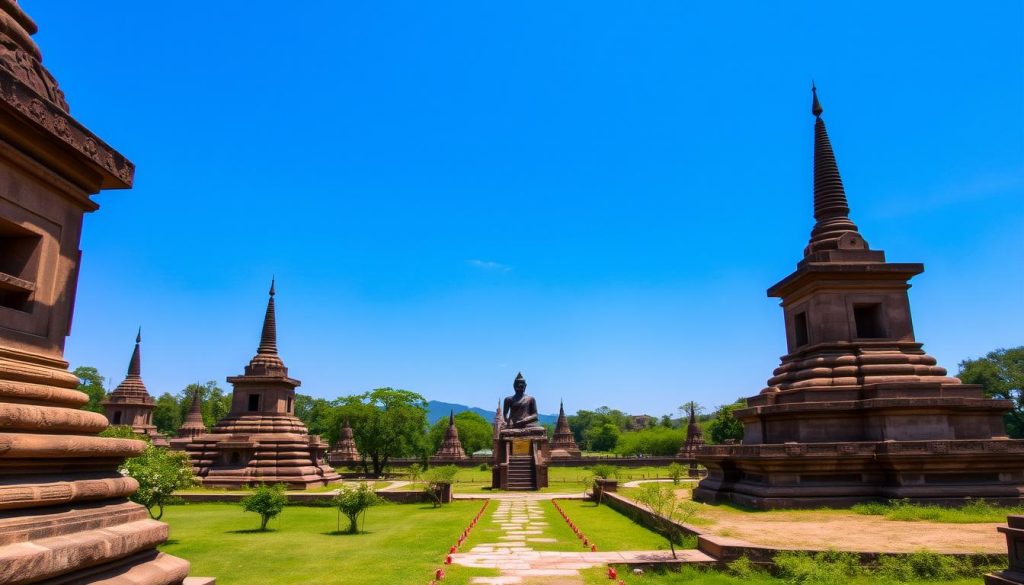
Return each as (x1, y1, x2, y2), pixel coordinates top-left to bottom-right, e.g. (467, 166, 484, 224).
(226, 528, 276, 534)
(322, 530, 376, 536)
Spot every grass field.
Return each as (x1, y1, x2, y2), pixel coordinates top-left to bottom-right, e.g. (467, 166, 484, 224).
(388, 465, 676, 493)
(579, 564, 991, 585)
(159, 501, 496, 585)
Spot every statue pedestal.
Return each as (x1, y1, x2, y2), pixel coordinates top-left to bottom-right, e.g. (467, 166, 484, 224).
(492, 432, 549, 491)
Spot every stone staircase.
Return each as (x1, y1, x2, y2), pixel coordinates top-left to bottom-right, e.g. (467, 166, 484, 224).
(507, 455, 536, 490)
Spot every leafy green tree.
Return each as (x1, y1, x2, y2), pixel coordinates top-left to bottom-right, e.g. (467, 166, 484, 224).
(332, 482, 383, 533)
(74, 366, 106, 413)
(584, 422, 620, 452)
(427, 411, 492, 455)
(153, 392, 183, 435)
(241, 484, 288, 531)
(294, 394, 335, 436)
(100, 425, 148, 441)
(660, 414, 675, 429)
(120, 445, 196, 519)
(705, 399, 746, 444)
(666, 462, 685, 485)
(333, 388, 429, 475)
(958, 347, 1024, 438)
(180, 381, 231, 428)
(569, 407, 629, 450)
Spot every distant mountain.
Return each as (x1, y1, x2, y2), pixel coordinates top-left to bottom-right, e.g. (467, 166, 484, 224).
(427, 400, 557, 426)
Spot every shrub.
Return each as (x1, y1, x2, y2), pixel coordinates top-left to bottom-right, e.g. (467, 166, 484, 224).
(333, 482, 383, 534)
(590, 464, 618, 480)
(241, 484, 288, 531)
(727, 556, 764, 578)
(666, 462, 685, 485)
(423, 465, 458, 507)
(849, 501, 888, 516)
(120, 444, 196, 520)
(478, 462, 489, 471)
(774, 550, 861, 585)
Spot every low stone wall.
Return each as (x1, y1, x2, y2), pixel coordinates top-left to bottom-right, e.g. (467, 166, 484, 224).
(599, 492, 1005, 568)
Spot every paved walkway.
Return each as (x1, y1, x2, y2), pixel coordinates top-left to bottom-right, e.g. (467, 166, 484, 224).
(451, 497, 713, 584)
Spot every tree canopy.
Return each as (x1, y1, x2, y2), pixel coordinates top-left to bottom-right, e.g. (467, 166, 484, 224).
(74, 366, 106, 413)
(428, 410, 492, 455)
(958, 346, 1024, 438)
(333, 388, 429, 475)
(705, 398, 746, 444)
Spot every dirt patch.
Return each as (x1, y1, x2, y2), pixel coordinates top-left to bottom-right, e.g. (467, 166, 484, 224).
(695, 507, 1003, 554)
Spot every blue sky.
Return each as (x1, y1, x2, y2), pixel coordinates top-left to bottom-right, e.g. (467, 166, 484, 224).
(31, 1, 1023, 416)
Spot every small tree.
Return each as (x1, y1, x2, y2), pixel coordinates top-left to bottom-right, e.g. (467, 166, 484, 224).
(634, 483, 701, 559)
(666, 462, 685, 485)
(120, 445, 196, 520)
(423, 465, 458, 507)
(333, 482, 383, 534)
(241, 484, 288, 531)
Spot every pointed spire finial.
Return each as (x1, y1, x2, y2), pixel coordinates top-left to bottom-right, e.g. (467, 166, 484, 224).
(449, 410, 455, 426)
(689, 402, 696, 423)
(127, 328, 142, 378)
(257, 278, 279, 355)
(811, 81, 823, 117)
(269, 276, 275, 297)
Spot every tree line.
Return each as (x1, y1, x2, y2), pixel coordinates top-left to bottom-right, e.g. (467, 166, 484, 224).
(75, 345, 1023, 463)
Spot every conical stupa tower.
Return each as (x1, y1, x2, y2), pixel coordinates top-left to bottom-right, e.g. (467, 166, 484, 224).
(550, 401, 581, 458)
(176, 387, 208, 440)
(0, 3, 204, 582)
(102, 329, 167, 446)
(694, 87, 1024, 509)
(432, 410, 467, 461)
(328, 417, 361, 465)
(677, 402, 704, 458)
(178, 281, 341, 488)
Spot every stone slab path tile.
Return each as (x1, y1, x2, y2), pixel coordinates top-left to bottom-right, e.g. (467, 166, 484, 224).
(454, 498, 714, 584)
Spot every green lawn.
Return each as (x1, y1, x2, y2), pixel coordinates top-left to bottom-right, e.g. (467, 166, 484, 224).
(579, 565, 987, 585)
(389, 465, 677, 494)
(159, 502, 496, 585)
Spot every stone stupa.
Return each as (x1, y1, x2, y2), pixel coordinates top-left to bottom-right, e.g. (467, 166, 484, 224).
(549, 401, 581, 458)
(694, 87, 1024, 509)
(328, 417, 361, 465)
(432, 410, 468, 461)
(0, 2, 205, 582)
(177, 281, 341, 488)
(175, 388, 208, 440)
(102, 329, 168, 446)
(677, 402, 704, 458)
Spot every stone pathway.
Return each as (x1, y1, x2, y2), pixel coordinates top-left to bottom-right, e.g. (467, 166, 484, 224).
(451, 494, 714, 584)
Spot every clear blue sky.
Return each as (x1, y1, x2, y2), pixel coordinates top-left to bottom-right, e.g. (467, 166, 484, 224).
(31, 1, 1023, 417)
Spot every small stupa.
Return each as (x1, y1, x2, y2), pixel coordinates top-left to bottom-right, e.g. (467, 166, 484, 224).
(549, 401, 581, 458)
(677, 403, 704, 458)
(177, 388, 208, 439)
(432, 410, 467, 461)
(178, 281, 341, 488)
(102, 329, 168, 446)
(328, 417, 361, 465)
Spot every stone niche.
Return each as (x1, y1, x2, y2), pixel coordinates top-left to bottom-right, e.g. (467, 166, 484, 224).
(0, 2, 208, 583)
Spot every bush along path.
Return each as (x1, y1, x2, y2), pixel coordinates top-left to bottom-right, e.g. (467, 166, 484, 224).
(446, 493, 714, 584)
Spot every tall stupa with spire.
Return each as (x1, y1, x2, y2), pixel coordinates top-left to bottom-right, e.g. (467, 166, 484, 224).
(549, 401, 581, 458)
(177, 281, 341, 488)
(102, 329, 168, 446)
(432, 410, 468, 461)
(694, 87, 1024, 509)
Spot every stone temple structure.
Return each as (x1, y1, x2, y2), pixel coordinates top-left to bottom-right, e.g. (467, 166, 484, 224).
(677, 403, 704, 458)
(102, 329, 168, 446)
(432, 410, 467, 461)
(549, 401, 581, 458)
(0, 3, 205, 582)
(694, 87, 1024, 509)
(177, 282, 341, 488)
(171, 388, 207, 446)
(328, 417, 361, 466)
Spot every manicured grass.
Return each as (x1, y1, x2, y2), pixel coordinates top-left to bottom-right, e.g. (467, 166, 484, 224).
(390, 465, 677, 494)
(579, 565, 986, 585)
(159, 502, 496, 585)
(555, 499, 679, 552)
(851, 499, 1024, 523)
